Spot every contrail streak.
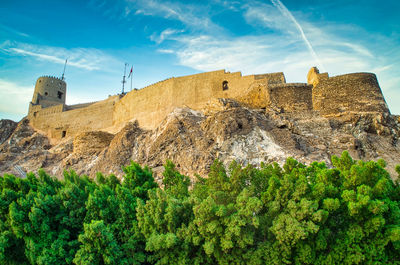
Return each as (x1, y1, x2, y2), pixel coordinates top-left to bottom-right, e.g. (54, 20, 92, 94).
(270, 0, 326, 72)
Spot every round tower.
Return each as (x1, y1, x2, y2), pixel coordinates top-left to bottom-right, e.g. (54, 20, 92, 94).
(31, 76, 66, 108)
(311, 70, 390, 115)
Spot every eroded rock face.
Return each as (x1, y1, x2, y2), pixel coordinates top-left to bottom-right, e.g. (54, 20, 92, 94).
(0, 119, 17, 145)
(0, 119, 52, 177)
(1, 99, 399, 181)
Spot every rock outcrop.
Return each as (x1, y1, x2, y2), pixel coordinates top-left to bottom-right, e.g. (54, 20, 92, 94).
(1, 99, 399, 182)
(0, 119, 17, 145)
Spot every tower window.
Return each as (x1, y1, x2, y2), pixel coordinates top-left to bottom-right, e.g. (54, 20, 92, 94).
(57, 91, 63, 99)
(222, 80, 229, 90)
(62, 131, 66, 138)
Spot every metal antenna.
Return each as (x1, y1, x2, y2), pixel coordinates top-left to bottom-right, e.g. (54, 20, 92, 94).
(122, 63, 128, 94)
(61, 59, 68, 81)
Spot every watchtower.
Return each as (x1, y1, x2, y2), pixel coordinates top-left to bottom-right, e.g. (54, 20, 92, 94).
(30, 76, 66, 108)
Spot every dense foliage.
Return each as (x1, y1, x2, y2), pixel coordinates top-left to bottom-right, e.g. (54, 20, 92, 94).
(1, 152, 399, 264)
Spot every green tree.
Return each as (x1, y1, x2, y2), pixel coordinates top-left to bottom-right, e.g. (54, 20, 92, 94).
(1, 153, 399, 264)
(73, 220, 125, 265)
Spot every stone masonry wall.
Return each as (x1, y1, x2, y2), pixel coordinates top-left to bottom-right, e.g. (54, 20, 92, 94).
(254, 72, 286, 84)
(28, 70, 289, 138)
(267, 83, 313, 112)
(31, 76, 66, 108)
(29, 96, 119, 138)
(312, 73, 390, 116)
(112, 70, 280, 130)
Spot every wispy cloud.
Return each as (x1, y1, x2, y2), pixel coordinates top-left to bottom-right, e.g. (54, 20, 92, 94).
(243, 2, 294, 34)
(157, 49, 175, 54)
(171, 35, 273, 72)
(243, 0, 325, 71)
(125, 0, 219, 31)
(270, 0, 325, 71)
(150, 28, 184, 44)
(1, 42, 120, 71)
(0, 24, 30, 38)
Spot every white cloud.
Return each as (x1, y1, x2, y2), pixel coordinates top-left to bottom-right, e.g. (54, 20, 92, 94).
(150, 28, 184, 44)
(243, 2, 294, 34)
(243, 0, 325, 71)
(0, 79, 31, 118)
(126, 0, 219, 31)
(0, 24, 30, 38)
(157, 49, 175, 54)
(2, 42, 120, 71)
(171, 35, 273, 72)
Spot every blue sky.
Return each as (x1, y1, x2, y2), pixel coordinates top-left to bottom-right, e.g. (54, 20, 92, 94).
(0, 0, 399, 121)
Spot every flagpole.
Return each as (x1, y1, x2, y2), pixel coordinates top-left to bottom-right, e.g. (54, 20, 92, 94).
(130, 72, 132, 91)
(61, 59, 67, 81)
(122, 63, 128, 94)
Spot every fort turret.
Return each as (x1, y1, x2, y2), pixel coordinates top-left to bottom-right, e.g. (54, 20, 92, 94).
(28, 76, 67, 120)
(30, 76, 66, 107)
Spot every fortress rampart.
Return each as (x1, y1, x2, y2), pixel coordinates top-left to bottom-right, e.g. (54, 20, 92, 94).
(309, 67, 390, 116)
(29, 96, 119, 138)
(27, 67, 390, 139)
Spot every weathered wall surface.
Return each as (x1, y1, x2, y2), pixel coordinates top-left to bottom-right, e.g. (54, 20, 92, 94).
(254, 72, 286, 84)
(112, 70, 278, 130)
(312, 73, 390, 116)
(267, 83, 313, 112)
(65, 102, 97, 111)
(29, 96, 119, 138)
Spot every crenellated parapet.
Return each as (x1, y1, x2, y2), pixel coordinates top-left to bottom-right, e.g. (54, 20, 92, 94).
(38, 75, 65, 81)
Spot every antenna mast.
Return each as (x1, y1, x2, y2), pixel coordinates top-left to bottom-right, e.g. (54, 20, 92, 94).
(121, 63, 128, 94)
(61, 59, 68, 81)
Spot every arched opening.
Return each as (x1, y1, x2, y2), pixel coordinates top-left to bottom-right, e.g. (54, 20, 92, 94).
(222, 80, 228, 90)
(44, 92, 48, 96)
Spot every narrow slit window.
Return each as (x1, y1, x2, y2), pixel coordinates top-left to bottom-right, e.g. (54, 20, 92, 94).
(62, 131, 66, 138)
(222, 80, 228, 90)
(58, 91, 63, 99)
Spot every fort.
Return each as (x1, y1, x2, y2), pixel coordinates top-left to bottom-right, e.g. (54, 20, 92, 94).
(27, 67, 390, 139)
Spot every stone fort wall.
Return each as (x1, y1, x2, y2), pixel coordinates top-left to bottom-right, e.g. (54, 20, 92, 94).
(309, 68, 390, 116)
(112, 70, 286, 130)
(267, 83, 313, 112)
(29, 96, 119, 138)
(27, 67, 390, 139)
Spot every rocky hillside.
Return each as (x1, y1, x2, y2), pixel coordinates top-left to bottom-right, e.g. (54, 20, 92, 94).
(1, 98, 399, 183)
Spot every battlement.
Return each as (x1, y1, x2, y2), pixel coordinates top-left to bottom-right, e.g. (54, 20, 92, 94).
(27, 67, 390, 139)
(38, 75, 65, 81)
